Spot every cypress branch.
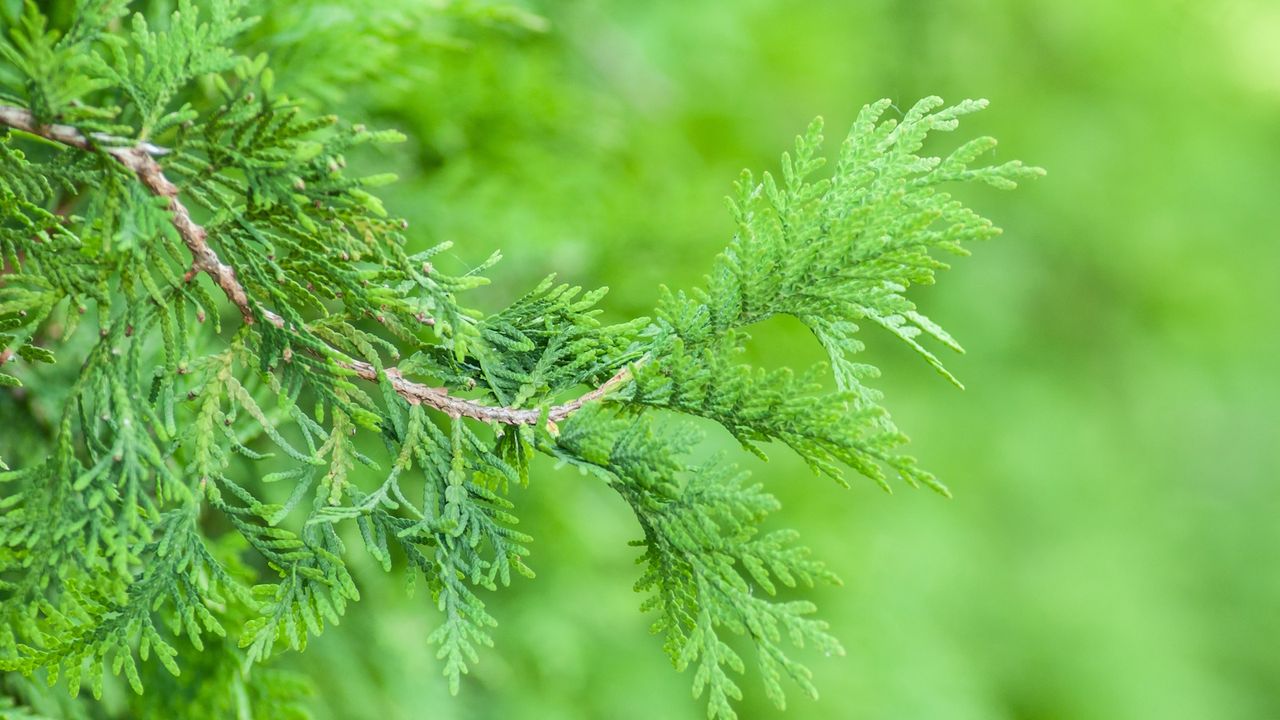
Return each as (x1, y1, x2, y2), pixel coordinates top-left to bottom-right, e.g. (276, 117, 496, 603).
(0, 3, 1041, 717)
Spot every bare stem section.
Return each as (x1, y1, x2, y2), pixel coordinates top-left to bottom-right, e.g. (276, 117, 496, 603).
(0, 105, 630, 424)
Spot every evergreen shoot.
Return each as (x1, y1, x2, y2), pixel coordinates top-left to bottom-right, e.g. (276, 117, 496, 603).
(0, 2, 1041, 717)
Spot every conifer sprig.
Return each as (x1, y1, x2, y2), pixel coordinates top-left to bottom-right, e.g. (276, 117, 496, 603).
(0, 3, 1040, 718)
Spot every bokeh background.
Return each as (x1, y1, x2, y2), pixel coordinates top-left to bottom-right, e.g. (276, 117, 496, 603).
(29, 0, 1280, 717)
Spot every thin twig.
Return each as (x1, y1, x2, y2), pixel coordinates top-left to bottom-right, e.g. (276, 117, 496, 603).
(0, 106, 254, 325)
(345, 360, 633, 423)
(0, 105, 631, 424)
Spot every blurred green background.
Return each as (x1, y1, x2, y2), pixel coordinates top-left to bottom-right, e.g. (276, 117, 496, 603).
(32, 0, 1280, 717)
(256, 0, 1279, 718)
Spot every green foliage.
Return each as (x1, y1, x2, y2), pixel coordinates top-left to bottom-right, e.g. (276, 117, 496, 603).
(0, 2, 1037, 718)
(551, 406, 843, 717)
(643, 102, 1042, 496)
(0, 0, 128, 120)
